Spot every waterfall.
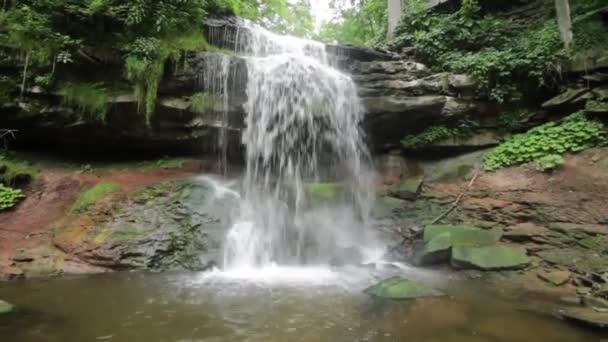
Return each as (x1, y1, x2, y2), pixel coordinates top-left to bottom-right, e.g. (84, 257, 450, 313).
(198, 54, 232, 175)
(206, 22, 380, 270)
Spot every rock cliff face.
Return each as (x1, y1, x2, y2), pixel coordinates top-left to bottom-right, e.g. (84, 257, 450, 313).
(0, 16, 484, 154)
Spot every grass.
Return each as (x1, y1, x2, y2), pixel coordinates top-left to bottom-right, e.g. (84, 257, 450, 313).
(0, 152, 39, 185)
(59, 81, 110, 123)
(70, 181, 120, 213)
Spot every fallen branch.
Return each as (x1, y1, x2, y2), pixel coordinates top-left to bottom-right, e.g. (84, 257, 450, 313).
(428, 169, 481, 226)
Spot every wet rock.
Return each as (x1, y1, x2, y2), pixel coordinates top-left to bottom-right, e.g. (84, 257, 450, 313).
(537, 248, 608, 274)
(541, 88, 588, 112)
(388, 177, 423, 200)
(582, 296, 608, 311)
(417, 225, 502, 266)
(0, 300, 15, 314)
(423, 225, 502, 246)
(364, 276, 443, 300)
(56, 178, 233, 272)
(417, 232, 452, 265)
(451, 245, 530, 271)
(556, 307, 608, 329)
(537, 270, 571, 286)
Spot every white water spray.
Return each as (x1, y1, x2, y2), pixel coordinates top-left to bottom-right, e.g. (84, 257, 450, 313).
(203, 22, 383, 274)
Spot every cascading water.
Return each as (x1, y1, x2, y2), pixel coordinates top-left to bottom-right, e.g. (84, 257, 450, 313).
(215, 23, 383, 273)
(198, 53, 232, 175)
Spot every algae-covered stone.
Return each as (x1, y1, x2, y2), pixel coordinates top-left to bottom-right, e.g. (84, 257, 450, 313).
(388, 177, 423, 200)
(451, 245, 530, 271)
(417, 225, 503, 266)
(417, 232, 452, 265)
(304, 182, 342, 201)
(0, 300, 15, 314)
(423, 225, 502, 245)
(364, 276, 443, 300)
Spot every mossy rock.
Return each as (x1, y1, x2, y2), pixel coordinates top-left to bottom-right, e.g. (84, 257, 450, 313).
(417, 226, 502, 265)
(304, 182, 343, 203)
(388, 177, 423, 200)
(423, 225, 502, 245)
(0, 300, 15, 314)
(364, 276, 443, 300)
(417, 232, 452, 265)
(451, 245, 530, 271)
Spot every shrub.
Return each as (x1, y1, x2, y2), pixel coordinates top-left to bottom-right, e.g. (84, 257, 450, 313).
(0, 184, 25, 210)
(485, 111, 607, 170)
(402, 121, 478, 149)
(70, 181, 120, 213)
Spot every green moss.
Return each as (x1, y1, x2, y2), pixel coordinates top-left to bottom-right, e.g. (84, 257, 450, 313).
(304, 182, 340, 199)
(59, 82, 110, 123)
(0, 184, 25, 210)
(71, 181, 120, 213)
(485, 111, 607, 170)
(190, 92, 209, 114)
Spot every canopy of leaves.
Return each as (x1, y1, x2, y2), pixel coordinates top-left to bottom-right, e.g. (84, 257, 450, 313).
(316, 0, 387, 45)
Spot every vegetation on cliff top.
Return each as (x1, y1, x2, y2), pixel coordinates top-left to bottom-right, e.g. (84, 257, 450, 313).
(0, 0, 314, 125)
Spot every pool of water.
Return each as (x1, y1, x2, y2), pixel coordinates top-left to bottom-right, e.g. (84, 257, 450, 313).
(0, 266, 605, 342)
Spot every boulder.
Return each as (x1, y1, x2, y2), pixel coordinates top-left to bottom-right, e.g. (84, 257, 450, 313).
(541, 88, 588, 111)
(423, 225, 502, 245)
(55, 178, 233, 271)
(451, 245, 530, 271)
(417, 225, 502, 265)
(388, 177, 423, 200)
(417, 232, 452, 265)
(364, 276, 443, 300)
(0, 300, 15, 314)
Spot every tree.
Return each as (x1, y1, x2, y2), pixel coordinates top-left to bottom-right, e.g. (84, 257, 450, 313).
(316, 0, 387, 44)
(387, 0, 403, 40)
(554, 0, 573, 48)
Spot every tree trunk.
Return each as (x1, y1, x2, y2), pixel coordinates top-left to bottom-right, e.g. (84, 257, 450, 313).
(387, 0, 404, 40)
(20, 51, 31, 101)
(555, 0, 573, 49)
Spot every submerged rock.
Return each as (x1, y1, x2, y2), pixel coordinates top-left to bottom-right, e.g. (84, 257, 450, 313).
(557, 308, 608, 329)
(0, 300, 15, 314)
(364, 276, 443, 300)
(537, 270, 571, 286)
(451, 245, 530, 271)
